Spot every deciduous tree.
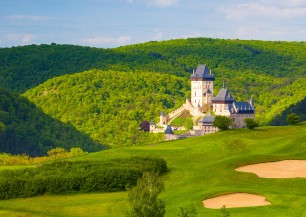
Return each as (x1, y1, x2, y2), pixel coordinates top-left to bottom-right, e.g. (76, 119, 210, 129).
(127, 172, 165, 217)
(213, 116, 231, 130)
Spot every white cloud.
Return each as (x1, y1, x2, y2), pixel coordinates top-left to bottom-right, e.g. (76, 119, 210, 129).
(180, 32, 205, 39)
(6, 15, 54, 21)
(80, 36, 131, 46)
(153, 29, 163, 40)
(148, 0, 179, 7)
(219, 1, 306, 20)
(6, 34, 36, 44)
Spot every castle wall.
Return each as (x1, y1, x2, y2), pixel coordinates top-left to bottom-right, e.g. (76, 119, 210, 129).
(213, 103, 231, 116)
(231, 113, 255, 128)
(164, 134, 179, 141)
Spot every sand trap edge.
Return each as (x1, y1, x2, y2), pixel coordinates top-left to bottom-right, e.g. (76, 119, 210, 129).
(203, 193, 271, 209)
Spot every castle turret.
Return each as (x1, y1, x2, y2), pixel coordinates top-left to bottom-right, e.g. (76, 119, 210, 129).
(160, 111, 167, 125)
(190, 64, 215, 109)
(149, 120, 156, 132)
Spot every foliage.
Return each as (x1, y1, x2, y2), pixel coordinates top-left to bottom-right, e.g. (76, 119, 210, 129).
(286, 113, 300, 125)
(0, 88, 105, 156)
(271, 97, 306, 125)
(244, 118, 259, 129)
(140, 121, 150, 132)
(24, 70, 186, 147)
(127, 172, 165, 217)
(1, 39, 305, 126)
(213, 115, 232, 130)
(184, 118, 194, 130)
(177, 206, 197, 217)
(0, 147, 87, 166)
(0, 157, 167, 199)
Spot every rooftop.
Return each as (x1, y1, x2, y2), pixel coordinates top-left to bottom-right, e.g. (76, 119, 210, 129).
(213, 88, 235, 102)
(198, 112, 215, 123)
(190, 64, 215, 80)
(165, 125, 174, 134)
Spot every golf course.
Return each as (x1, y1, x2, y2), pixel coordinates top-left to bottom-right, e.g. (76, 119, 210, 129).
(0, 123, 306, 217)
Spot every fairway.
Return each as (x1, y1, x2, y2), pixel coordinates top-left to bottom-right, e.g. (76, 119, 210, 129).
(1, 123, 306, 217)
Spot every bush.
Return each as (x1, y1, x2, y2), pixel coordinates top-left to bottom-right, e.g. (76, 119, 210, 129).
(287, 113, 300, 125)
(213, 116, 231, 130)
(244, 118, 259, 129)
(0, 157, 167, 200)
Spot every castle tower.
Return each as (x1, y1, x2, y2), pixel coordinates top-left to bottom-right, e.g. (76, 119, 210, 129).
(160, 111, 167, 125)
(190, 64, 215, 109)
(149, 120, 156, 131)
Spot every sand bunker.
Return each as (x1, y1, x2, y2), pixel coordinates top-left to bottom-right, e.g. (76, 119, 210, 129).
(203, 193, 271, 209)
(236, 160, 306, 178)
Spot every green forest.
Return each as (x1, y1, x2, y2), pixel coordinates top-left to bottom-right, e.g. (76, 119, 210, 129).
(23, 70, 186, 147)
(0, 37, 306, 153)
(0, 88, 105, 156)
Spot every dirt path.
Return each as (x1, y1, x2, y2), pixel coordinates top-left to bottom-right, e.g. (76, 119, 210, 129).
(203, 193, 271, 209)
(236, 160, 306, 178)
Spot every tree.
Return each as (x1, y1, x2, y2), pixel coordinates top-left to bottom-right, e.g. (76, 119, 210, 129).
(184, 118, 194, 130)
(0, 122, 5, 133)
(140, 121, 150, 132)
(177, 206, 197, 217)
(287, 113, 300, 125)
(244, 118, 259, 129)
(213, 115, 231, 130)
(126, 172, 165, 217)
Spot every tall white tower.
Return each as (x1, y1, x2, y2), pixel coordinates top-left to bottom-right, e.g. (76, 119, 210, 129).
(190, 64, 215, 109)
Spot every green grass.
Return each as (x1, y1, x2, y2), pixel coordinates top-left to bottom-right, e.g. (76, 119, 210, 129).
(1, 123, 306, 216)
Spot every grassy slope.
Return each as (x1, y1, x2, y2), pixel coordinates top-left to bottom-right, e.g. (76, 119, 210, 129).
(1, 123, 306, 217)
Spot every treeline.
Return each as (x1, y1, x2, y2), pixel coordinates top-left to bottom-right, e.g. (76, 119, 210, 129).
(0, 88, 106, 156)
(0, 157, 167, 199)
(1, 39, 305, 93)
(24, 70, 186, 146)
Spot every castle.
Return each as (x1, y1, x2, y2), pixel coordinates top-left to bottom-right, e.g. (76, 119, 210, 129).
(150, 64, 255, 140)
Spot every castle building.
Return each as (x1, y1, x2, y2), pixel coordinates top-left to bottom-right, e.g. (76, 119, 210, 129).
(160, 111, 167, 125)
(190, 64, 215, 110)
(164, 125, 179, 141)
(198, 112, 219, 134)
(191, 64, 255, 129)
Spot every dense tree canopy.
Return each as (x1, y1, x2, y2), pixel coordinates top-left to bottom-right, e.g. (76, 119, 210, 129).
(24, 70, 187, 147)
(0, 88, 105, 156)
(1, 38, 305, 126)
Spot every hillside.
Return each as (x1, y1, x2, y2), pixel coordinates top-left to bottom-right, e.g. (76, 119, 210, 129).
(23, 68, 306, 147)
(1, 38, 305, 125)
(0, 123, 306, 217)
(23, 70, 188, 146)
(0, 88, 105, 156)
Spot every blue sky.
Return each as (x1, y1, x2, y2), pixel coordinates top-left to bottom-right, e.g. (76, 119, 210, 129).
(0, 0, 305, 48)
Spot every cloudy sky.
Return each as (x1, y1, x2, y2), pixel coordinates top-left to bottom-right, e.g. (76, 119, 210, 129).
(0, 0, 305, 48)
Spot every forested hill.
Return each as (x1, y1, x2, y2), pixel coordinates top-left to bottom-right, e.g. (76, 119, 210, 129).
(0, 38, 306, 126)
(24, 70, 187, 147)
(0, 88, 106, 156)
(0, 44, 187, 93)
(1, 39, 305, 93)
